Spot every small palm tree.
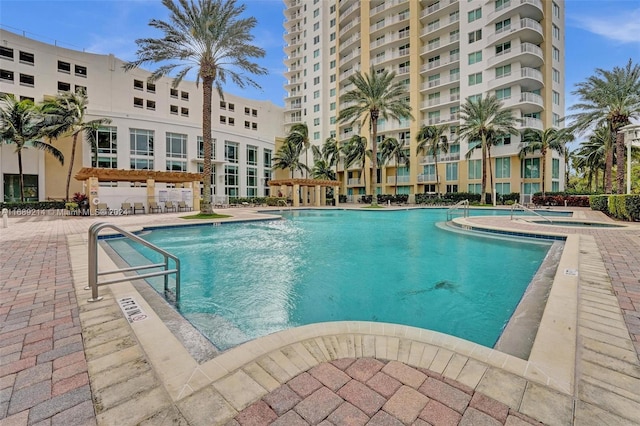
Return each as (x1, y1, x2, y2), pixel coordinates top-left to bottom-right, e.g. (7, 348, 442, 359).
(338, 66, 413, 204)
(416, 125, 449, 194)
(458, 95, 519, 203)
(285, 123, 310, 178)
(569, 59, 640, 193)
(0, 95, 64, 201)
(124, 0, 266, 213)
(574, 126, 608, 191)
(342, 134, 370, 192)
(311, 159, 336, 180)
(379, 137, 408, 194)
(518, 128, 573, 195)
(273, 140, 308, 178)
(42, 90, 111, 201)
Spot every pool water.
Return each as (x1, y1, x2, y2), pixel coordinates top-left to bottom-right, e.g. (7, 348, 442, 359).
(106, 209, 553, 350)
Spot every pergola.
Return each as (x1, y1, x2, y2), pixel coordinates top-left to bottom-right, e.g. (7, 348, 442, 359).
(75, 167, 202, 213)
(268, 178, 341, 207)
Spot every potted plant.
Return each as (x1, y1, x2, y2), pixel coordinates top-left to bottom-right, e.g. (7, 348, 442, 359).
(72, 193, 89, 215)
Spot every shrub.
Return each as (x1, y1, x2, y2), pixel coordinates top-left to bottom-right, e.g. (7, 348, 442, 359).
(359, 195, 372, 204)
(0, 201, 66, 210)
(442, 192, 481, 203)
(625, 195, 640, 221)
(501, 192, 520, 204)
(534, 193, 590, 207)
(378, 194, 409, 204)
(338, 195, 347, 203)
(589, 195, 608, 212)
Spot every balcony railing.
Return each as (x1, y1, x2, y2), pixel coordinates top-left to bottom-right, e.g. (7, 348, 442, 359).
(417, 174, 438, 183)
(386, 175, 410, 184)
(419, 152, 460, 164)
(488, 17, 543, 44)
(421, 73, 460, 90)
(347, 178, 363, 185)
(520, 117, 544, 130)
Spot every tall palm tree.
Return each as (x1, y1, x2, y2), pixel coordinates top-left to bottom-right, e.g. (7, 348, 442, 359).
(124, 0, 266, 213)
(273, 139, 308, 178)
(458, 95, 519, 203)
(569, 59, 640, 193)
(0, 94, 64, 202)
(416, 124, 449, 194)
(342, 134, 370, 192)
(285, 123, 310, 178)
(42, 90, 111, 201)
(338, 66, 413, 205)
(379, 137, 407, 194)
(311, 159, 336, 180)
(518, 128, 573, 195)
(574, 126, 608, 192)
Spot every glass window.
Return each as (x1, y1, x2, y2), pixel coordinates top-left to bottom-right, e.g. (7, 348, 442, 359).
(495, 18, 511, 31)
(495, 64, 511, 78)
(495, 182, 510, 195)
(19, 51, 34, 64)
(552, 90, 560, 105)
(468, 183, 482, 194)
(468, 8, 481, 22)
(553, 24, 560, 40)
(446, 163, 458, 181)
(225, 141, 239, 163)
(553, 68, 560, 83)
(523, 182, 540, 194)
(552, 158, 560, 179)
(247, 145, 258, 165)
(197, 136, 216, 159)
(74, 65, 87, 77)
(495, 87, 511, 100)
(553, 2, 560, 18)
(495, 157, 510, 178)
(130, 129, 154, 157)
(93, 126, 118, 168)
(521, 158, 540, 178)
(0, 46, 14, 60)
(166, 132, 187, 158)
(468, 30, 482, 43)
(57, 61, 71, 73)
(4, 174, 38, 202)
(468, 51, 482, 64)
(468, 72, 482, 85)
(495, 41, 511, 55)
(264, 148, 272, 168)
(224, 165, 239, 197)
(246, 167, 257, 196)
(553, 47, 560, 61)
(468, 159, 481, 179)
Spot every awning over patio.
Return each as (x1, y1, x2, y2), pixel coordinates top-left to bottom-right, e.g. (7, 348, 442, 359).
(268, 178, 340, 207)
(74, 167, 203, 183)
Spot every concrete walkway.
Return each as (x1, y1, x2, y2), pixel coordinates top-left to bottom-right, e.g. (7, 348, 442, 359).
(1, 206, 639, 425)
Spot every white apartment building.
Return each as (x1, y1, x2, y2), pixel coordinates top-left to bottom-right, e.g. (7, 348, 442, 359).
(282, 0, 566, 200)
(0, 30, 284, 203)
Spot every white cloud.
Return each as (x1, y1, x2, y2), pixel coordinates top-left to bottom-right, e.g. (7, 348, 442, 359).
(571, 8, 640, 44)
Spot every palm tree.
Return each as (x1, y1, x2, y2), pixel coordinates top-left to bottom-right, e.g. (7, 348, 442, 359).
(311, 159, 336, 180)
(273, 139, 308, 178)
(285, 123, 310, 178)
(42, 90, 111, 201)
(568, 59, 640, 193)
(124, 0, 266, 213)
(574, 126, 608, 191)
(342, 134, 370, 192)
(338, 66, 413, 205)
(518, 128, 573, 195)
(0, 94, 64, 201)
(379, 137, 408, 194)
(416, 124, 449, 194)
(458, 95, 519, 203)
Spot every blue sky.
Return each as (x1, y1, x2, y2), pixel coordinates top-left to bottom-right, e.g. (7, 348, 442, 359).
(1, 0, 639, 120)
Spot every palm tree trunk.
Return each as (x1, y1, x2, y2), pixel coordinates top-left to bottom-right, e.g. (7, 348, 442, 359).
(434, 157, 440, 194)
(487, 145, 494, 203)
(616, 130, 625, 194)
(201, 77, 214, 214)
(541, 148, 547, 196)
(371, 115, 379, 205)
(18, 149, 25, 202)
(394, 166, 398, 195)
(481, 134, 487, 204)
(65, 134, 78, 201)
(605, 146, 613, 193)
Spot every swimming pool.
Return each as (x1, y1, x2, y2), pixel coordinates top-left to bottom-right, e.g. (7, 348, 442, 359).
(106, 209, 554, 350)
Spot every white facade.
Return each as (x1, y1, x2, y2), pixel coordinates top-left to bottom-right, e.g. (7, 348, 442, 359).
(0, 30, 284, 201)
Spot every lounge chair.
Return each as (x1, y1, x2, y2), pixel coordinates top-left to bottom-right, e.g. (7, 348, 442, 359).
(148, 202, 162, 213)
(133, 202, 145, 214)
(96, 203, 109, 215)
(121, 202, 133, 214)
(164, 201, 177, 212)
(177, 201, 192, 212)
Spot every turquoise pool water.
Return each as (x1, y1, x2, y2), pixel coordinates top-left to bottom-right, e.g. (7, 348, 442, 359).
(106, 209, 555, 350)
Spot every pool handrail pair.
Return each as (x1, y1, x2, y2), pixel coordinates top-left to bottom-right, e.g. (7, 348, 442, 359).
(87, 222, 181, 303)
(510, 202, 552, 223)
(446, 199, 469, 221)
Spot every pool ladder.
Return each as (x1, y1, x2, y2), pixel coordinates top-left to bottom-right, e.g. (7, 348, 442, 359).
(87, 222, 181, 303)
(446, 199, 469, 221)
(510, 203, 552, 223)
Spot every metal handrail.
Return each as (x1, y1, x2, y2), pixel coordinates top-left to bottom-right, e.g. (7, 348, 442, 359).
(446, 199, 469, 221)
(87, 222, 180, 302)
(510, 203, 552, 223)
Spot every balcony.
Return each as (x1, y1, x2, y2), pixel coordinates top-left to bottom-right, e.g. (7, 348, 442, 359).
(420, 94, 460, 110)
(339, 17, 361, 37)
(347, 178, 363, 186)
(340, 32, 361, 50)
(372, 50, 410, 66)
(488, 17, 543, 45)
(519, 117, 543, 130)
(371, 0, 409, 16)
(417, 174, 438, 183)
(284, 116, 302, 124)
(340, 1, 359, 20)
(487, 0, 543, 23)
(421, 52, 460, 73)
(489, 67, 543, 90)
(421, 33, 459, 54)
(419, 0, 458, 20)
(386, 175, 410, 184)
(420, 72, 460, 90)
(487, 42, 543, 68)
(419, 151, 460, 165)
(340, 66, 361, 82)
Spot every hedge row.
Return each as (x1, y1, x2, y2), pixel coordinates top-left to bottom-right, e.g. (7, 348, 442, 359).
(377, 194, 409, 204)
(589, 195, 640, 221)
(0, 201, 66, 210)
(226, 197, 288, 206)
(532, 195, 590, 207)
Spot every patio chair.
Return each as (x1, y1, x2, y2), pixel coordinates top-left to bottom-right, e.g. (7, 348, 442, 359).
(133, 202, 145, 214)
(177, 201, 192, 212)
(164, 201, 177, 213)
(148, 202, 162, 213)
(121, 202, 133, 214)
(96, 203, 109, 215)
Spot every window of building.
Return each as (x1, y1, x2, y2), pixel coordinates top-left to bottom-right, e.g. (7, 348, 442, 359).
(313, 8, 319, 17)
(244, 120, 250, 129)
(170, 105, 178, 115)
(553, 24, 560, 40)
(313, 63, 320, 72)
(553, 113, 561, 127)
(468, 8, 481, 22)
(313, 35, 320, 45)
(313, 76, 320, 85)
(313, 22, 320, 31)
(552, 90, 560, 105)
(57, 81, 71, 92)
(521, 157, 540, 178)
(170, 88, 178, 98)
(220, 101, 226, 109)
(399, 26, 410, 38)
(446, 163, 458, 181)
(552, 158, 560, 179)
(468, 30, 482, 43)
(2, 69, 15, 82)
(468, 72, 482, 85)
(495, 87, 511, 100)
(134, 79, 144, 90)
(330, 74, 336, 83)
(3, 174, 39, 202)
(224, 165, 239, 197)
(252, 122, 257, 131)
(247, 145, 258, 165)
(181, 107, 189, 117)
(92, 126, 118, 168)
(495, 182, 510, 196)
(181, 91, 189, 101)
(330, 32, 335, 42)
(495, 18, 511, 32)
(246, 167, 258, 197)
(330, 102, 335, 111)
(0, 46, 14, 60)
(133, 97, 143, 108)
(244, 106, 250, 115)
(19, 51, 34, 65)
(225, 141, 239, 163)
(553, 68, 560, 83)
(166, 132, 187, 171)
(468, 159, 481, 179)
(553, 1, 560, 18)
(495, 41, 511, 55)
(57, 60, 71, 73)
(130, 129, 154, 169)
(495, 0, 508, 9)
(468, 51, 482, 64)
(75, 65, 87, 77)
(552, 47, 560, 61)
(495, 157, 510, 178)
(313, 104, 320, 113)
(495, 64, 511, 78)
(228, 117, 235, 126)
(330, 60, 336, 69)
(496, 135, 511, 145)
(146, 100, 156, 110)
(197, 136, 216, 159)
(17, 73, 34, 87)
(146, 82, 156, 93)
(252, 109, 257, 117)
(228, 103, 235, 112)
(75, 85, 87, 94)
(313, 117, 320, 126)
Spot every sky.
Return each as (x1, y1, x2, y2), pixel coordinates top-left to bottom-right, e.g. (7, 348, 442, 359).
(1, 0, 639, 128)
